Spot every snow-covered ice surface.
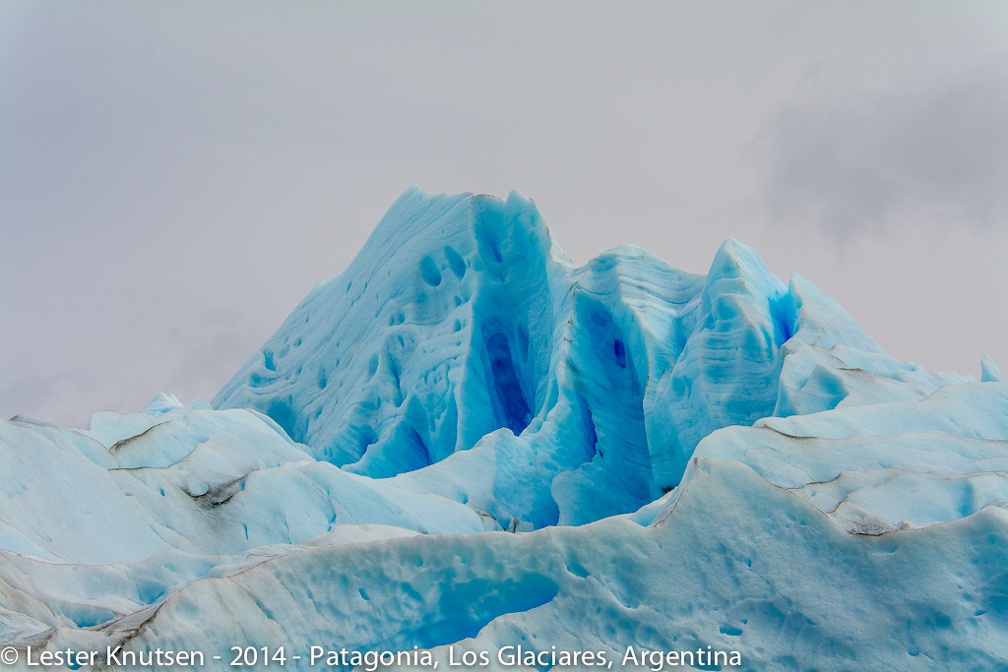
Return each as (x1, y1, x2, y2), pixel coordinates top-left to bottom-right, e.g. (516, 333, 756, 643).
(2, 187, 1007, 670)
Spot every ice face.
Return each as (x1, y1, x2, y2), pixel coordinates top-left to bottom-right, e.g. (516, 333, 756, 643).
(214, 187, 975, 527)
(3, 187, 1007, 669)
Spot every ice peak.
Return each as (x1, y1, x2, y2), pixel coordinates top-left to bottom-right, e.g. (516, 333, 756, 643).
(142, 393, 184, 415)
(705, 237, 786, 301)
(214, 189, 957, 527)
(982, 354, 1005, 382)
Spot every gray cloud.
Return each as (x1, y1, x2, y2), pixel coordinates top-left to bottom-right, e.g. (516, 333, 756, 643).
(157, 306, 264, 406)
(761, 65, 1008, 236)
(0, 366, 98, 428)
(3, 2, 1007, 424)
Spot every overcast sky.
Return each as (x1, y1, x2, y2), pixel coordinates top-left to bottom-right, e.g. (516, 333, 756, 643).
(2, 1, 1007, 427)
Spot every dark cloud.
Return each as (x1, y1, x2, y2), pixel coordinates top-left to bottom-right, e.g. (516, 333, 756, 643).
(761, 65, 1008, 236)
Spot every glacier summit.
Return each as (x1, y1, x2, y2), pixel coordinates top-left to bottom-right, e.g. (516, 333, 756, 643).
(2, 187, 1007, 670)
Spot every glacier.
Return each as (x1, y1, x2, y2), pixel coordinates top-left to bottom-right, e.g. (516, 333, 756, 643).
(2, 187, 1007, 670)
